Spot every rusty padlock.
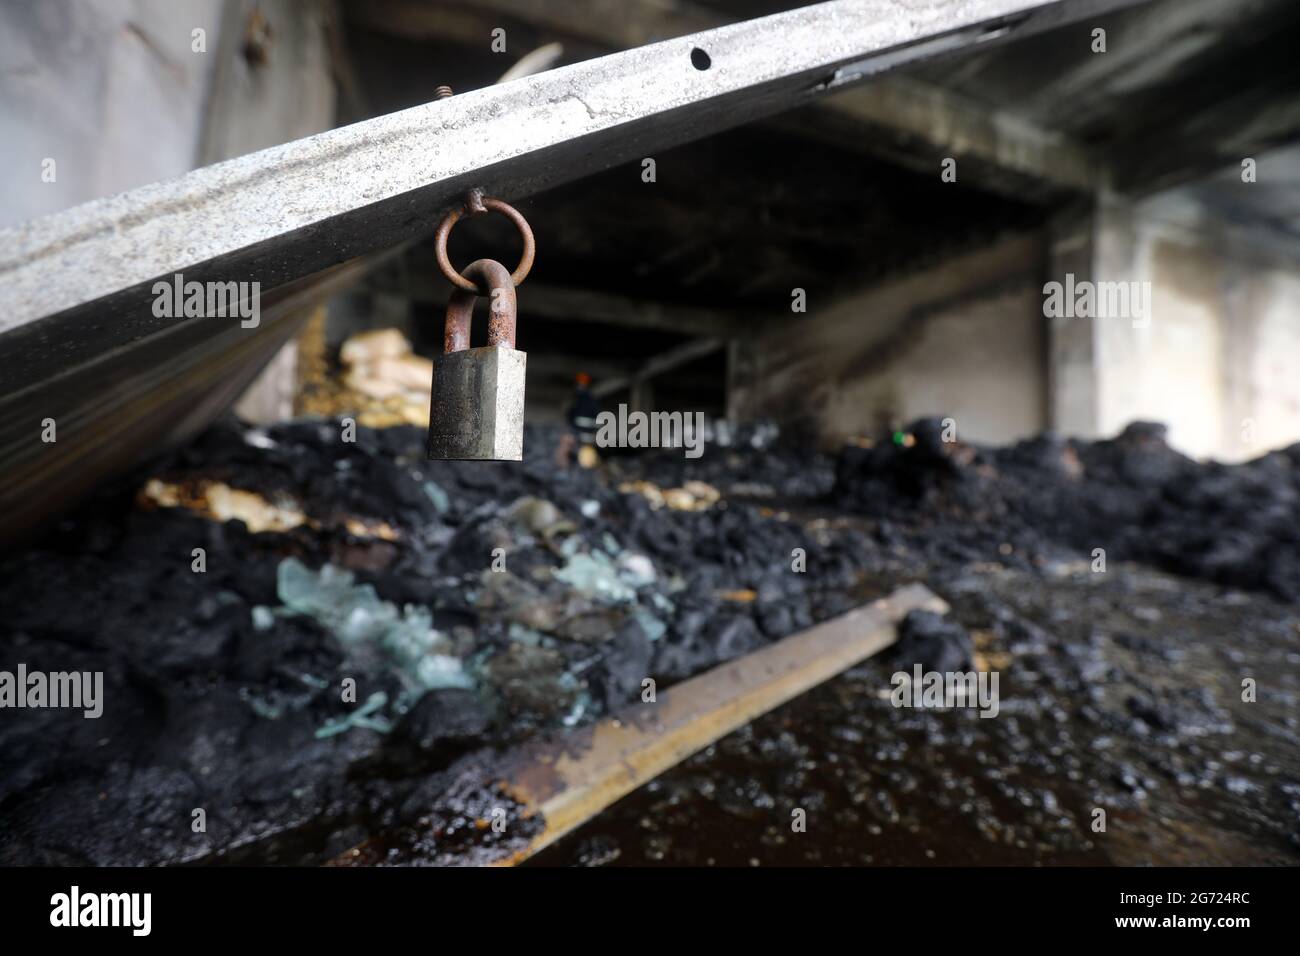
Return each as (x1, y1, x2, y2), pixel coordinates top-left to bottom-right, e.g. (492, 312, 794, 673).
(426, 258, 526, 461)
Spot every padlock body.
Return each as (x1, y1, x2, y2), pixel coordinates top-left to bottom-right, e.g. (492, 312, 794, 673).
(427, 344, 526, 461)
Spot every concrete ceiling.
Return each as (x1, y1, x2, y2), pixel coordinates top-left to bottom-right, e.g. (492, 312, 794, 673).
(907, 0, 1300, 194)
(343, 0, 1300, 328)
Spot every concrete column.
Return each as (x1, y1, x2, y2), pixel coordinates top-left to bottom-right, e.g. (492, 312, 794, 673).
(1049, 188, 1300, 460)
(1046, 204, 1100, 438)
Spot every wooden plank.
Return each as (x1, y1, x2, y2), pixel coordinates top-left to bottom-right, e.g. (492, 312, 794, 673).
(491, 582, 947, 865)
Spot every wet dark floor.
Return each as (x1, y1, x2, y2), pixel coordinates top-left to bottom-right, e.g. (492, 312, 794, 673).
(530, 561, 1300, 866)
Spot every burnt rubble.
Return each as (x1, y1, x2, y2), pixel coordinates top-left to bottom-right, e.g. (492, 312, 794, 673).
(1, 416, 1298, 865)
(832, 419, 1300, 602)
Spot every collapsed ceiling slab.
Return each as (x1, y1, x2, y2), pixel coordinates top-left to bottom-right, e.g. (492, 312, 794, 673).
(0, 0, 1145, 392)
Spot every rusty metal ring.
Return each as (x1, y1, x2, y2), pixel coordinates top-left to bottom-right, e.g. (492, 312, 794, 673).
(435, 197, 535, 292)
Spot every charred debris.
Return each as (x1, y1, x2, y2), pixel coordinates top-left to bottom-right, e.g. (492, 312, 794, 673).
(1, 416, 1298, 864)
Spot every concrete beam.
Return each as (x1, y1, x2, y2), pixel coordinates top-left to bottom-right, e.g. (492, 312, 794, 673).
(779, 74, 1102, 199)
(523, 285, 746, 338)
(592, 336, 726, 398)
(406, 271, 748, 337)
(525, 353, 632, 381)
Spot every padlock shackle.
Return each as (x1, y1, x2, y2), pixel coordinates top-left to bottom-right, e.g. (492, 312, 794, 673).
(443, 258, 517, 354)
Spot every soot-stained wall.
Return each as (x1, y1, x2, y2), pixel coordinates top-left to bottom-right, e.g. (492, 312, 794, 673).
(729, 231, 1049, 448)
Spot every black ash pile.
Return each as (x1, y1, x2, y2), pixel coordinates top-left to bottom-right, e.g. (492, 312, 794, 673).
(1, 415, 1297, 865)
(532, 420, 1300, 866)
(0, 420, 860, 865)
(833, 419, 1300, 603)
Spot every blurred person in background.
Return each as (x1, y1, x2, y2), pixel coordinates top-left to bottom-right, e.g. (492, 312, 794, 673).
(557, 371, 601, 469)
